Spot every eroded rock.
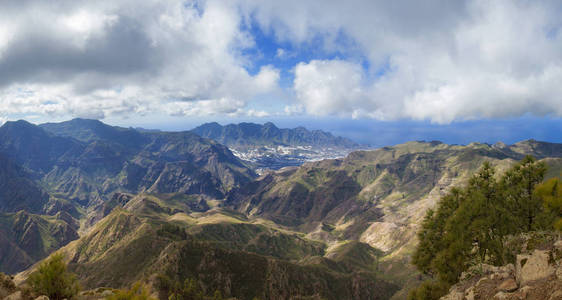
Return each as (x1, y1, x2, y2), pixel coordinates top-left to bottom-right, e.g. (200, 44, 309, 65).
(4, 291, 22, 300)
(440, 290, 463, 300)
(440, 235, 562, 300)
(497, 278, 517, 292)
(549, 290, 562, 300)
(515, 250, 555, 285)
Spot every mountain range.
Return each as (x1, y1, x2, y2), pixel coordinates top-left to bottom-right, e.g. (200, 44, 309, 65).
(0, 118, 561, 299)
(0, 118, 255, 271)
(191, 122, 360, 149)
(192, 122, 364, 171)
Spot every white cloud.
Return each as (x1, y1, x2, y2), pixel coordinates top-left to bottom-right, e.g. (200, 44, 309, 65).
(0, 0, 280, 120)
(247, 109, 270, 118)
(242, 0, 562, 123)
(163, 98, 246, 117)
(284, 104, 304, 116)
(294, 60, 367, 117)
(1, 0, 561, 123)
(59, 10, 118, 49)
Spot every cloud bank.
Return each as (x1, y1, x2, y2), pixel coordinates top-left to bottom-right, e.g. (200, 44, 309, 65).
(259, 0, 562, 123)
(0, 0, 561, 123)
(0, 0, 279, 119)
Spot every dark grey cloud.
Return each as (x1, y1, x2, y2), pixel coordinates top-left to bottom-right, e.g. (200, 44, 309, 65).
(0, 0, 279, 120)
(0, 16, 160, 89)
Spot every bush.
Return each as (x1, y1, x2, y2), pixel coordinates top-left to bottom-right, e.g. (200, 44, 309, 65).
(107, 282, 155, 300)
(28, 253, 80, 300)
(157, 275, 204, 300)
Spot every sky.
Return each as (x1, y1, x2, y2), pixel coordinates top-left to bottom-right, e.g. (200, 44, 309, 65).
(0, 0, 561, 146)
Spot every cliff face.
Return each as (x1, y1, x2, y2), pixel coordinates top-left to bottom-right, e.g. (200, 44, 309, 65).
(191, 122, 360, 149)
(441, 233, 562, 300)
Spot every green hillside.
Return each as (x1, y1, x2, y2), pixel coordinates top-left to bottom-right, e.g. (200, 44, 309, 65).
(3, 123, 561, 300)
(0, 211, 78, 274)
(16, 200, 398, 300)
(225, 140, 562, 298)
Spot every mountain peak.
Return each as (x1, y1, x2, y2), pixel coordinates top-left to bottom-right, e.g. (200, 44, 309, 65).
(40, 118, 149, 148)
(68, 118, 105, 125)
(191, 122, 359, 148)
(199, 121, 222, 128)
(1, 119, 37, 130)
(0, 119, 50, 140)
(263, 121, 277, 128)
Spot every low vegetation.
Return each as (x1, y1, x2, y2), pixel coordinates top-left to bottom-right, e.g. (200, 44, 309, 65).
(409, 156, 562, 299)
(28, 253, 80, 300)
(107, 282, 155, 300)
(156, 275, 232, 300)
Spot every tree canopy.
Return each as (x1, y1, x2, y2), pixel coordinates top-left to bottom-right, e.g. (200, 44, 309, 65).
(409, 156, 561, 300)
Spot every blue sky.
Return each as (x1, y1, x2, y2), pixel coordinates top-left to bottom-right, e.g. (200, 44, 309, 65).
(0, 0, 560, 146)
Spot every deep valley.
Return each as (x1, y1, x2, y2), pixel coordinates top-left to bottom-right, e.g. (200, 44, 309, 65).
(0, 119, 561, 300)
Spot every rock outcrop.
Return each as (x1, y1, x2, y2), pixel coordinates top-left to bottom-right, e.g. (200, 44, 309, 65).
(440, 235, 562, 300)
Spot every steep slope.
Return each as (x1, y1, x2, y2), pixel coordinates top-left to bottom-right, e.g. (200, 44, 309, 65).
(0, 119, 255, 212)
(17, 198, 399, 300)
(192, 122, 359, 148)
(38, 119, 255, 202)
(0, 210, 78, 274)
(225, 140, 562, 297)
(228, 140, 562, 242)
(0, 154, 49, 214)
(0, 120, 84, 174)
(40, 118, 149, 149)
(0, 119, 257, 274)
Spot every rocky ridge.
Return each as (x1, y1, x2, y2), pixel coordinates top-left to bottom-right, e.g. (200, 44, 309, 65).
(2, 119, 561, 300)
(192, 122, 364, 170)
(441, 234, 562, 300)
(224, 140, 562, 298)
(0, 119, 256, 273)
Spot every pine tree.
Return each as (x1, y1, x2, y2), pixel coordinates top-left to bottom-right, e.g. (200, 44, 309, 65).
(536, 177, 562, 230)
(500, 156, 546, 231)
(410, 157, 554, 299)
(412, 188, 464, 276)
